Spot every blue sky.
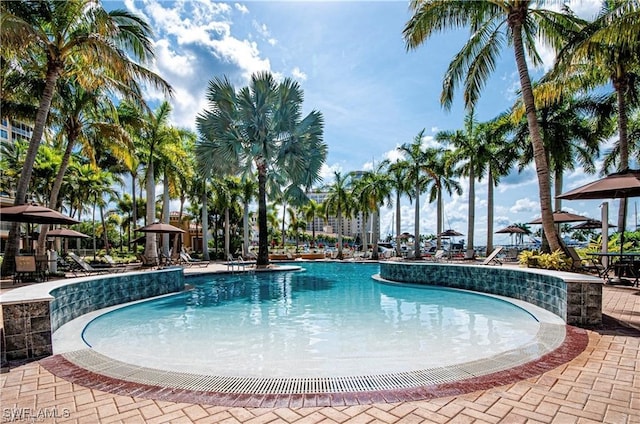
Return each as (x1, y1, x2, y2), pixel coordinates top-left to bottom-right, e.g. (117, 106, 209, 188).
(113, 0, 629, 246)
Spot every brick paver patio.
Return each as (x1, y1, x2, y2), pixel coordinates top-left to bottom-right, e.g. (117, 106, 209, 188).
(1, 266, 639, 423)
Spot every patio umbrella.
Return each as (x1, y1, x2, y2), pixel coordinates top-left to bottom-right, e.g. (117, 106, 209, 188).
(527, 210, 590, 224)
(496, 225, 527, 245)
(438, 229, 463, 237)
(47, 228, 89, 238)
(0, 204, 79, 225)
(556, 169, 640, 200)
(135, 222, 185, 234)
(558, 169, 640, 258)
(570, 220, 615, 230)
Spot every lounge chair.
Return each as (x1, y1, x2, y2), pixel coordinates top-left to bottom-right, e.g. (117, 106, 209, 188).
(67, 252, 110, 276)
(180, 252, 209, 267)
(482, 247, 503, 266)
(566, 246, 605, 277)
(13, 256, 38, 284)
(430, 249, 446, 262)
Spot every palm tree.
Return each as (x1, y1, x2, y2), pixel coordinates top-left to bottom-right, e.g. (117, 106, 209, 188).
(477, 114, 518, 255)
(196, 72, 326, 267)
(387, 162, 412, 256)
(302, 199, 322, 249)
(550, 1, 640, 230)
(1, 0, 170, 274)
(323, 172, 352, 260)
(403, 0, 581, 254)
(352, 161, 393, 260)
(397, 129, 435, 259)
(437, 111, 485, 259)
(425, 149, 462, 251)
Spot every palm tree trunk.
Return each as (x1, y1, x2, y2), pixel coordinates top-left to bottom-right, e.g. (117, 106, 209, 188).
(395, 191, 401, 256)
(510, 15, 562, 253)
(1, 63, 62, 275)
(201, 188, 210, 261)
(466, 166, 475, 259)
(257, 166, 269, 267)
(486, 172, 494, 256)
(614, 79, 629, 231)
(414, 185, 420, 259)
(145, 160, 158, 263)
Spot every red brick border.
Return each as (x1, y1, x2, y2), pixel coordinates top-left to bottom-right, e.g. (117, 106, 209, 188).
(40, 326, 588, 407)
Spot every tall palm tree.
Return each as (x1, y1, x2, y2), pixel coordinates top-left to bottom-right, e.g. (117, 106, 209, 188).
(302, 199, 322, 249)
(387, 162, 412, 256)
(477, 114, 518, 255)
(1, 0, 170, 274)
(425, 149, 462, 251)
(403, 0, 581, 254)
(397, 129, 436, 259)
(323, 172, 352, 260)
(549, 1, 640, 230)
(196, 72, 326, 267)
(352, 161, 393, 260)
(437, 111, 485, 259)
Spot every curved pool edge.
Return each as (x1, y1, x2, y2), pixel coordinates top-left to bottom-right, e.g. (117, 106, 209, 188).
(39, 325, 589, 407)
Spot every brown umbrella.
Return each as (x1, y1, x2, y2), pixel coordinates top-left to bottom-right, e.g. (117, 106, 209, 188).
(47, 228, 89, 238)
(570, 220, 616, 230)
(0, 204, 79, 225)
(438, 229, 463, 237)
(556, 169, 640, 200)
(527, 210, 590, 224)
(495, 225, 526, 234)
(135, 222, 185, 234)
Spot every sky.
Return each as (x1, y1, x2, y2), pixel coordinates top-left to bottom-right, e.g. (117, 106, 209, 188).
(110, 0, 632, 246)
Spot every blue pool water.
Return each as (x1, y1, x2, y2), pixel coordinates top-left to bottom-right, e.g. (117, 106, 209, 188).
(81, 262, 544, 377)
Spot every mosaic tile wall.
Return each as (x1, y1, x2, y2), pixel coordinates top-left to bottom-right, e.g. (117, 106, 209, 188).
(379, 262, 602, 326)
(2, 269, 184, 361)
(49, 269, 184, 332)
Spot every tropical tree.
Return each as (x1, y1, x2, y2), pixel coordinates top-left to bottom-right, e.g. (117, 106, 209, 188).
(352, 161, 393, 260)
(397, 129, 436, 259)
(195, 71, 326, 267)
(437, 111, 485, 259)
(549, 1, 640, 230)
(0, 0, 170, 274)
(387, 162, 412, 256)
(403, 0, 582, 254)
(322, 172, 352, 260)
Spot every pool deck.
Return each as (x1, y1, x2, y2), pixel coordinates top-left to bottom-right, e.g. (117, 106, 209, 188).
(1, 261, 639, 423)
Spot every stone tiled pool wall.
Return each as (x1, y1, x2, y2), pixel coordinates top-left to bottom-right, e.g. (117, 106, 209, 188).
(2, 269, 184, 361)
(379, 262, 602, 326)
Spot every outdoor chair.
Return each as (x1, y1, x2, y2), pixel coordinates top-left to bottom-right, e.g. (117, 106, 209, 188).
(13, 256, 38, 284)
(482, 247, 504, 266)
(179, 252, 208, 267)
(67, 252, 110, 276)
(566, 247, 605, 277)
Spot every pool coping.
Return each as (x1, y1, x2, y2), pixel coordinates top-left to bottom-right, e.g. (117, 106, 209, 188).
(44, 270, 589, 406)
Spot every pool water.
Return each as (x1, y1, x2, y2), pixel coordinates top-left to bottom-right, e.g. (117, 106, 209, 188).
(81, 262, 545, 378)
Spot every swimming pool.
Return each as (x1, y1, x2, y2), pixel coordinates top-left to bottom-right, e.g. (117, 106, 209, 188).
(77, 262, 565, 380)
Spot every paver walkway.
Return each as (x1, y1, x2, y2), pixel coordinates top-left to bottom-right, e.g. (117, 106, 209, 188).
(1, 264, 639, 423)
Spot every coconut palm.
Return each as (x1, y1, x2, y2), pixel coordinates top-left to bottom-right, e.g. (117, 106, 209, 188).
(403, 0, 581, 253)
(387, 162, 412, 256)
(437, 111, 485, 259)
(323, 172, 353, 260)
(196, 72, 326, 267)
(352, 161, 393, 260)
(397, 129, 441, 259)
(1, 0, 170, 273)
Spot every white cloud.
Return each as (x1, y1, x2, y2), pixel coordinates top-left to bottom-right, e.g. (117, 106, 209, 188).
(292, 67, 307, 81)
(510, 198, 539, 214)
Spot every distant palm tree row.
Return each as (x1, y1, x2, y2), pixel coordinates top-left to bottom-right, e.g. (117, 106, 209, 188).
(1, 1, 638, 274)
